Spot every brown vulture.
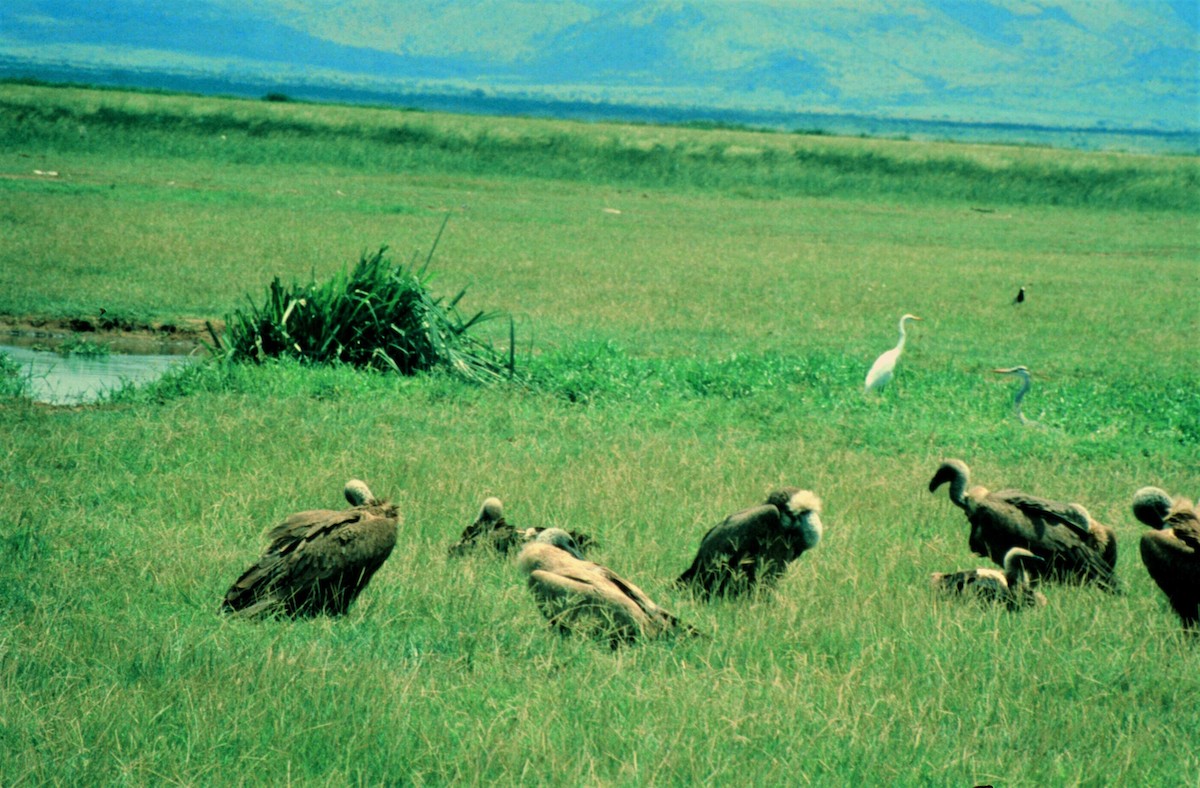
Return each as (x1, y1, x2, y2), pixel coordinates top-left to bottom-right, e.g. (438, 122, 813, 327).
(929, 459, 1118, 592)
(447, 496, 594, 557)
(931, 546, 1047, 611)
(1133, 486, 1200, 632)
(222, 479, 399, 618)
(517, 528, 697, 648)
(675, 487, 824, 599)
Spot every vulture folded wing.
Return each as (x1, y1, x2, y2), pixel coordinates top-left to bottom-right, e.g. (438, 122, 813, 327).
(697, 505, 780, 564)
(996, 492, 1093, 536)
(528, 568, 645, 632)
(263, 509, 370, 554)
(1169, 511, 1200, 552)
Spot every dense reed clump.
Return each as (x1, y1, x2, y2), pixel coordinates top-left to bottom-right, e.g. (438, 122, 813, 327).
(218, 239, 514, 382)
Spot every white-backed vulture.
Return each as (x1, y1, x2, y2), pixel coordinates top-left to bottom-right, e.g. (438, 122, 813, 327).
(1132, 486, 1200, 631)
(865, 313, 921, 393)
(931, 546, 1047, 611)
(675, 488, 824, 599)
(222, 479, 399, 618)
(448, 496, 595, 556)
(517, 528, 696, 648)
(928, 459, 1119, 592)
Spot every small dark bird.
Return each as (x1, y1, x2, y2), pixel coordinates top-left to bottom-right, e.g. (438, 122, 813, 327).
(448, 496, 595, 556)
(676, 488, 824, 599)
(1132, 486, 1200, 632)
(931, 546, 1047, 611)
(928, 459, 1119, 592)
(517, 529, 699, 648)
(222, 479, 399, 618)
(1013, 286, 1026, 304)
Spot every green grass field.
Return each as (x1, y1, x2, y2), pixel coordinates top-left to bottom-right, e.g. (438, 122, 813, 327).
(1, 83, 1198, 785)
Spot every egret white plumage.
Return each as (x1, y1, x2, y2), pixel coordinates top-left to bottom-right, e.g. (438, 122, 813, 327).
(864, 313, 921, 393)
(993, 365, 1043, 428)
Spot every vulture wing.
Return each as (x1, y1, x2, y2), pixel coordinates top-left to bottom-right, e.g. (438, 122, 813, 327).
(224, 506, 398, 616)
(676, 505, 781, 589)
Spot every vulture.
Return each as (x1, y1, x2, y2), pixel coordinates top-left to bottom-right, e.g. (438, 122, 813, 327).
(517, 528, 697, 648)
(447, 496, 595, 556)
(931, 546, 1047, 611)
(865, 313, 922, 393)
(1132, 486, 1200, 631)
(222, 479, 400, 618)
(928, 459, 1119, 592)
(676, 488, 824, 599)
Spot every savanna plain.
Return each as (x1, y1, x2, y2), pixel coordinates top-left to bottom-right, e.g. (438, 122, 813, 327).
(1, 82, 1198, 785)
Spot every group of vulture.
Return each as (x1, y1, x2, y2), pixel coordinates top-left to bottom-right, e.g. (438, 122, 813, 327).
(221, 459, 1199, 647)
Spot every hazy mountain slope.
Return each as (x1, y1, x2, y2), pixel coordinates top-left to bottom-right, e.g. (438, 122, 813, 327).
(2, 0, 1196, 130)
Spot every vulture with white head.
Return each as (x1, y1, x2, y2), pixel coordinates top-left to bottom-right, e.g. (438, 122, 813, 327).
(676, 487, 824, 599)
(931, 546, 1047, 611)
(1133, 486, 1200, 631)
(448, 496, 594, 556)
(222, 479, 399, 618)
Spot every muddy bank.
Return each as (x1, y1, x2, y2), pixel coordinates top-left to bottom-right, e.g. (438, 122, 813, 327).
(0, 315, 220, 355)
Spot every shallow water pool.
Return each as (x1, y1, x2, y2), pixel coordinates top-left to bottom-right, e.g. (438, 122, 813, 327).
(1, 343, 198, 405)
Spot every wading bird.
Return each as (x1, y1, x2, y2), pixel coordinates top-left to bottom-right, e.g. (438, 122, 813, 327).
(676, 488, 824, 599)
(1132, 486, 1200, 631)
(993, 365, 1044, 428)
(517, 528, 696, 648)
(1013, 286, 1026, 305)
(864, 313, 922, 393)
(931, 546, 1047, 610)
(222, 479, 400, 618)
(928, 459, 1119, 591)
(448, 496, 595, 556)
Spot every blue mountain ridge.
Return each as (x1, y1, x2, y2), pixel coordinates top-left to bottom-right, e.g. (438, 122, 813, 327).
(2, 0, 1196, 136)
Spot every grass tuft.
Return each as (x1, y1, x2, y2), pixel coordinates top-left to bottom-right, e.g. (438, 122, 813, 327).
(218, 229, 515, 383)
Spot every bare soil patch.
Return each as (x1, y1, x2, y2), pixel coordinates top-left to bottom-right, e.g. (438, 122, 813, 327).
(0, 314, 220, 355)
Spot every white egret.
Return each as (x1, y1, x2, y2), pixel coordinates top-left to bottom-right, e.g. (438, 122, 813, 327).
(864, 313, 921, 393)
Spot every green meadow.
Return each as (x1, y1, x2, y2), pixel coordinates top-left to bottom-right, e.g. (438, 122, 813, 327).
(1, 82, 1198, 785)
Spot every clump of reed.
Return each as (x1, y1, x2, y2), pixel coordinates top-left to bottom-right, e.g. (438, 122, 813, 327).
(0, 351, 28, 398)
(217, 228, 515, 383)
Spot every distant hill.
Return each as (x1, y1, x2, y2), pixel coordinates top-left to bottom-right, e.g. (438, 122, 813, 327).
(2, 0, 1196, 140)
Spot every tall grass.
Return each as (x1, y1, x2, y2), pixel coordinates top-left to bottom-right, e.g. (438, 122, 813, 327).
(0, 83, 1197, 785)
(2, 83, 1196, 210)
(219, 234, 515, 382)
